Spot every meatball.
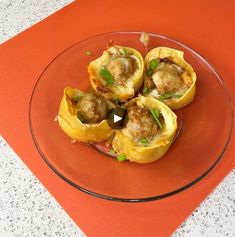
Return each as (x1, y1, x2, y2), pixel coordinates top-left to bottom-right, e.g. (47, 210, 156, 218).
(107, 57, 133, 83)
(124, 105, 158, 140)
(152, 62, 184, 94)
(76, 93, 109, 123)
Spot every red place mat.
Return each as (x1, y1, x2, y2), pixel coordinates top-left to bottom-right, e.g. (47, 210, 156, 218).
(0, 1, 234, 236)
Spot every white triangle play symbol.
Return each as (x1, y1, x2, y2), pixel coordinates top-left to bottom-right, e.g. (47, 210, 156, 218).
(114, 114, 122, 123)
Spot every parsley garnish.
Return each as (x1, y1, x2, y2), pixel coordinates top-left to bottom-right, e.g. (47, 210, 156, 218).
(143, 87, 152, 94)
(122, 48, 128, 55)
(99, 66, 114, 85)
(158, 92, 182, 100)
(139, 137, 148, 146)
(117, 153, 126, 162)
(150, 108, 163, 129)
(147, 59, 159, 76)
(150, 59, 159, 70)
(73, 95, 82, 102)
(77, 114, 87, 124)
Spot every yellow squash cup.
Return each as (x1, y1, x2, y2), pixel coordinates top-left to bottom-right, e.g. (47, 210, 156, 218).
(58, 87, 114, 142)
(112, 96, 177, 163)
(144, 47, 196, 109)
(88, 45, 144, 102)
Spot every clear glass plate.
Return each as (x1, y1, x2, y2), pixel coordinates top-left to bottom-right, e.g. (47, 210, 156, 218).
(29, 32, 233, 202)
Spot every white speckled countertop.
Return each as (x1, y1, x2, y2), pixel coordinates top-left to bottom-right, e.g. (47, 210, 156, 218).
(0, 1, 234, 236)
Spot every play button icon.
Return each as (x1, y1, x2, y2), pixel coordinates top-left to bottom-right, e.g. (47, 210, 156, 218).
(107, 108, 127, 129)
(114, 114, 122, 123)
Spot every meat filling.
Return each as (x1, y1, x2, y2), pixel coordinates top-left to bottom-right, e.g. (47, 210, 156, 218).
(105, 46, 138, 85)
(124, 105, 158, 141)
(107, 57, 134, 84)
(152, 62, 184, 95)
(76, 93, 109, 124)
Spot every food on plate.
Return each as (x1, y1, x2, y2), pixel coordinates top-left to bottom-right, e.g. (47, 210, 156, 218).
(143, 47, 196, 109)
(88, 45, 144, 102)
(57, 38, 197, 163)
(57, 87, 115, 142)
(112, 96, 177, 163)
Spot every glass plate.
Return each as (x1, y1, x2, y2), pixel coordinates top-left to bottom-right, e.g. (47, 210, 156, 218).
(29, 32, 233, 202)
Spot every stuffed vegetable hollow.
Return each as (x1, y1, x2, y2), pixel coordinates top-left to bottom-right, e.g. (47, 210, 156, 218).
(112, 96, 177, 163)
(58, 87, 115, 142)
(143, 47, 196, 109)
(88, 45, 144, 102)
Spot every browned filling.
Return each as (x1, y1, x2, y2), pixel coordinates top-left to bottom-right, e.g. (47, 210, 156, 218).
(104, 46, 139, 85)
(146, 58, 189, 96)
(153, 62, 184, 94)
(76, 93, 108, 124)
(106, 56, 138, 85)
(124, 104, 158, 141)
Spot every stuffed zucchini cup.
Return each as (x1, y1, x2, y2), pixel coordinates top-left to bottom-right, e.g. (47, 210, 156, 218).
(58, 87, 114, 142)
(112, 96, 177, 163)
(143, 47, 196, 109)
(88, 45, 144, 102)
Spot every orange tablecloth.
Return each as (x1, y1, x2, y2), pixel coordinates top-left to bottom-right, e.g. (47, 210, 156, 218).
(0, 1, 234, 236)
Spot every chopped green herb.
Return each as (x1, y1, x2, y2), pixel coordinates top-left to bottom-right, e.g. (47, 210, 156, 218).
(123, 48, 128, 55)
(150, 108, 163, 129)
(85, 50, 92, 55)
(146, 59, 159, 77)
(117, 153, 126, 162)
(73, 95, 82, 102)
(146, 69, 153, 77)
(143, 87, 152, 94)
(139, 137, 148, 146)
(109, 149, 116, 155)
(149, 59, 159, 70)
(158, 92, 182, 100)
(77, 114, 87, 124)
(121, 48, 128, 55)
(99, 66, 114, 85)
